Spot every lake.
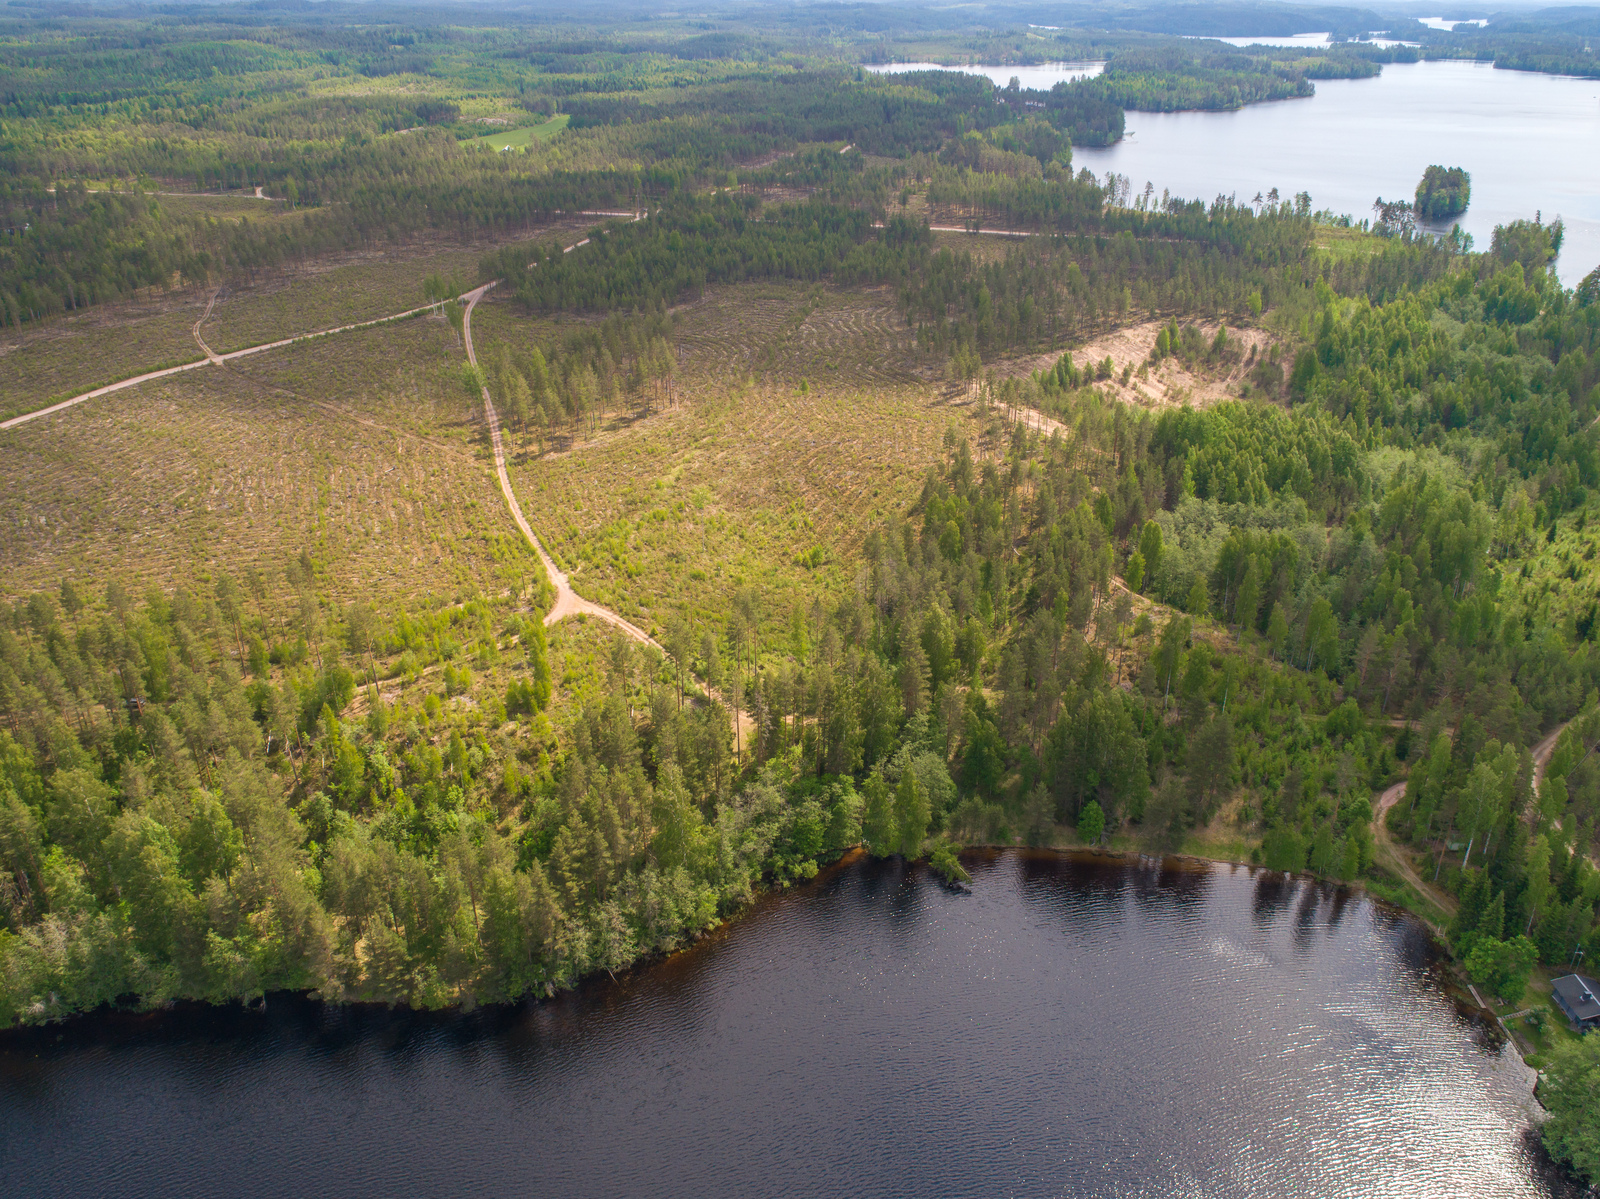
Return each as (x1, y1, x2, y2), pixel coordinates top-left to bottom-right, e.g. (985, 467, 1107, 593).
(1073, 59, 1600, 287)
(1187, 34, 1420, 48)
(1, 850, 1581, 1199)
(866, 61, 1104, 89)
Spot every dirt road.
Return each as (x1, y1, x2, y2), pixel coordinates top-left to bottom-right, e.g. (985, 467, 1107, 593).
(1532, 723, 1567, 794)
(1373, 780, 1457, 919)
(2, 296, 458, 431)
(460, 285, 661, 648)
(1374, 715, 1579, 922)
(193, 289, 223, 363)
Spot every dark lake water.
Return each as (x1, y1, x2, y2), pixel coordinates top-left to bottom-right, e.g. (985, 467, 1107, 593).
(0, 851, 1582, 1198)
(1074, 60, 1600, 287)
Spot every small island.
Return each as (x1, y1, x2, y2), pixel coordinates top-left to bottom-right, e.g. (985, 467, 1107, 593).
(1415, 164, 1472, 221)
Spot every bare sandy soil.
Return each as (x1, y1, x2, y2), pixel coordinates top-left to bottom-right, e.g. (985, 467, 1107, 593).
(1001, 319, 1280, 410)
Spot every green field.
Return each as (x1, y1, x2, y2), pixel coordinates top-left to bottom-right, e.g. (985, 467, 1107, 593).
(463, 115, 571, 152)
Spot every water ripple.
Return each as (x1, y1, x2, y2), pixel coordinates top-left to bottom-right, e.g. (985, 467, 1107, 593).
(0, 852, 1580, 1198)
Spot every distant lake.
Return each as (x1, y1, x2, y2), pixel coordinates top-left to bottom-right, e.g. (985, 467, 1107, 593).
(1189, 33, 1420, 48)
(866, 61, 1104, 89)
(1199, 32, 1337, 47)
(1074, 60, 1600, 286)
(1, 851, 1581, 1198)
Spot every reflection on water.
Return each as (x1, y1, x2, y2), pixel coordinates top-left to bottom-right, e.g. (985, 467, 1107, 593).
(0, 851, 1585, 1199)
(1187, 32, 1336, 48)
(865, 61, 1105, 90)
(1074, 60, 1600, 286)
(1185, 34, 1423, 48)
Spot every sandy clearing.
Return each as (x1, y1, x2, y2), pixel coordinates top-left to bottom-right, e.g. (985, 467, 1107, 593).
(1000, 319, 1279, 411)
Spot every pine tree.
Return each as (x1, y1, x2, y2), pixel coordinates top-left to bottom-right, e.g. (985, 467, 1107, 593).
(1139, 520, 1163, 581)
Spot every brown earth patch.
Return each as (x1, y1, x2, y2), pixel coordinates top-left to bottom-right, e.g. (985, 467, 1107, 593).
(997, 319, 1281, 410)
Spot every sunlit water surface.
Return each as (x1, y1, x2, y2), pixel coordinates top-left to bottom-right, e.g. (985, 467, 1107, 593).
(0, 852, 1583, 1199)
(875, 58, 1599, 286)
(865, 61, 1105, 89)
(1073, 59, 1600, 286)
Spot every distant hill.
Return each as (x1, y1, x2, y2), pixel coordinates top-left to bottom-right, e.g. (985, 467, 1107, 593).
(1488, 5, 1600, 34)
(996, 1, 1391, 36)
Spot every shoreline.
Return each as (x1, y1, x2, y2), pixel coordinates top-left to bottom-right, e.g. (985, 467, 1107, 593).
(0, 840, 1484, 1037)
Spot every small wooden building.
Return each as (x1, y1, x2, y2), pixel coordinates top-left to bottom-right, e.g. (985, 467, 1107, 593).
(1551, 974, 1600, 1030)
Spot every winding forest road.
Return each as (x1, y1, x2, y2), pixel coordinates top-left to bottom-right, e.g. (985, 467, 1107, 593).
(193, 288, 223, 363)
(3, 208, 665, 658)
(1374, 779, 1456, 918)
(1373, 716, 1575, 920)
(460, 284, 661, 647)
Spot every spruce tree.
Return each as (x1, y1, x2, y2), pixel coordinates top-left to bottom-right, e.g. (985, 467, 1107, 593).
(862, 771, 894, 858)
(894, 768, 929, 859)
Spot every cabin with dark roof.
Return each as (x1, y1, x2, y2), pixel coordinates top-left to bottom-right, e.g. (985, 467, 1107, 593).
(1551, 974, 1600, 1030)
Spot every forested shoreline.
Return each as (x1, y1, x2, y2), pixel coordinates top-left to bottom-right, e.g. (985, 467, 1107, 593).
(6, 2, 1581, 335)
(6, 210, 1600, 1025)
(5, 0, 1600, 1184)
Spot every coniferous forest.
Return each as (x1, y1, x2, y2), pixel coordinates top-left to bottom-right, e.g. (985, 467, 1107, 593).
(4, 0, 1600, 1187)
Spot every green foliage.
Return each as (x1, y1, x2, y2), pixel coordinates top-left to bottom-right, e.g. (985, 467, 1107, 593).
(1037, 85, 1124, 147)
(487, 197, 929, 317)
(1262, 825, 1307, 872)
(1579, 265, 1600, 310)
(893, 768, 930, 858)
(1490, 217, 1563, 271)
(906, 198, 1316, 362)
(1125, 551, 1145, 594)
(928, 837, 971, 884)
(862, 771, 895, 858)
(1542, 1033, 1600, 1185)
(1415, 165, 1471, 222)
(1463, 934, 1537, 1003)
(1076, 799, 1105, 845)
